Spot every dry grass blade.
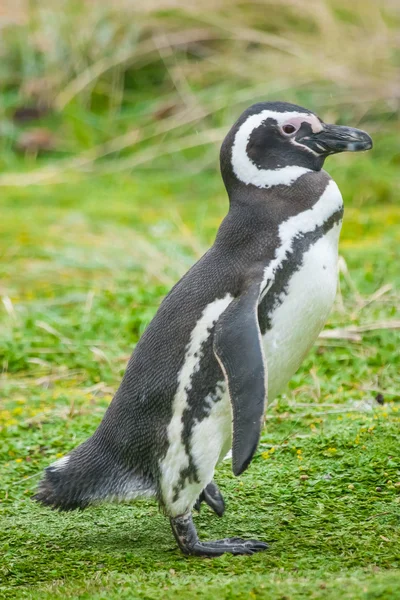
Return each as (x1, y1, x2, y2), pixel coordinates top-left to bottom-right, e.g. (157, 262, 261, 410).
(357, 385, 399, 397)
(355, 284, 394, 314)
(338, 256, 363, 306)
(152, 32, 203, 112)
(35, 370, 84, 386)
(320, 320, 400, 341)
(169, 209, 207, 259)
(0, 127, 225, 186)
(354, 320, 400, 333)
(319, 329, 363, 342)
(2, 296, 17, 320)
(265, 407, 377, 421)
(10, 472, 42, 487)
(88, 128, 226, 176)
(35, 321, 72, 345)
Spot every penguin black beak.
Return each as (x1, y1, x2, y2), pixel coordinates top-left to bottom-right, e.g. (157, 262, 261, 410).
(309, 123, 373, 155)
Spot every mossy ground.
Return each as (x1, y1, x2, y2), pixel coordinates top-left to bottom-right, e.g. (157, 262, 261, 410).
(1, 157, 399, 599)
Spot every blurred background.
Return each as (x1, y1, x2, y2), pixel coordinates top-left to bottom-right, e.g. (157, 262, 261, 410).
(0, 0, 399, 453)
(1, 0, 399, 185)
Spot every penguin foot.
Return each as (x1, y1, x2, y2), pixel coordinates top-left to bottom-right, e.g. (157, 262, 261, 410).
(194, 480, 225, 517)
(170, 513, 268, 557)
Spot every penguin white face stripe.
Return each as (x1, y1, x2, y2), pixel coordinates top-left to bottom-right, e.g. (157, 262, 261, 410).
(260, 179, 343, 299)
(231, 109, 322, 188)
(160, 294, 233, 514)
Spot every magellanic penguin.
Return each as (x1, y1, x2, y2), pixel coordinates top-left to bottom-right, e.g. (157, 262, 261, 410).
(34, 102, 372, 557)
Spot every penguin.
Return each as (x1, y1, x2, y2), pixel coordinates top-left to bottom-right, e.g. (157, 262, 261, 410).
(34, 101, 372, 557)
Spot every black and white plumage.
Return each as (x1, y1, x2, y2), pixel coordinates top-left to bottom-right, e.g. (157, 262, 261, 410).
(35, 101, 372, 557)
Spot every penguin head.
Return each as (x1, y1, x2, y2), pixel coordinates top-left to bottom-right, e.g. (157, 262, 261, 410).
(220, 101, 372, 191)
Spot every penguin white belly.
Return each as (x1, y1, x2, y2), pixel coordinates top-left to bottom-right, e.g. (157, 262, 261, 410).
(160, 217, 341, 515)
(263, 223, 341, 400)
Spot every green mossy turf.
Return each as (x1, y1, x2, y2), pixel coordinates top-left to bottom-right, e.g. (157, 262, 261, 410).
(1, 162, 399, 599)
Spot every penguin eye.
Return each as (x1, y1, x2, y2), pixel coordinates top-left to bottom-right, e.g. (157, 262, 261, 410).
(282, 124, 298, 135)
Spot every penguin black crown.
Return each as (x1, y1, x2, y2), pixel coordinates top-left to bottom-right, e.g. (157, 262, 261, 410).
(35, 101, 372, 557)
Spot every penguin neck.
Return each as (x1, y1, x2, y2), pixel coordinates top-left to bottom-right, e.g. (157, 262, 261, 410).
(224, 170, 334, 223)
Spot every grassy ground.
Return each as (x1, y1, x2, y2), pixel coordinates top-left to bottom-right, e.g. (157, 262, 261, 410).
(1, 162, 400, 599)
(1, 1, 400, 598)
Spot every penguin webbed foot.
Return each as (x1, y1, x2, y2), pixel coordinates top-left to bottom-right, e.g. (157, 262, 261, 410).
(170, 513, 268, 557)
(194, 480, 225, 517)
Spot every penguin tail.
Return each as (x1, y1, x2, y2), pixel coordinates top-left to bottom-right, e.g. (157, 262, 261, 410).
(33, 454, 88, 511)
(33, 436, 155, 511)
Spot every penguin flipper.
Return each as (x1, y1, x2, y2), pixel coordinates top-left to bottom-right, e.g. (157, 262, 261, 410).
(214, 282, 267, 477)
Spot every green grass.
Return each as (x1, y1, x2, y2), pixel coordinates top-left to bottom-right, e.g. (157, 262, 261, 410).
(1, 162, 400, 599)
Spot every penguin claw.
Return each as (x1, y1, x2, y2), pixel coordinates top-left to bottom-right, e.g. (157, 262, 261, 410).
(185, 538, 268, 557)
(194, 481, 225, 517)
(170, 513, 268, 557)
